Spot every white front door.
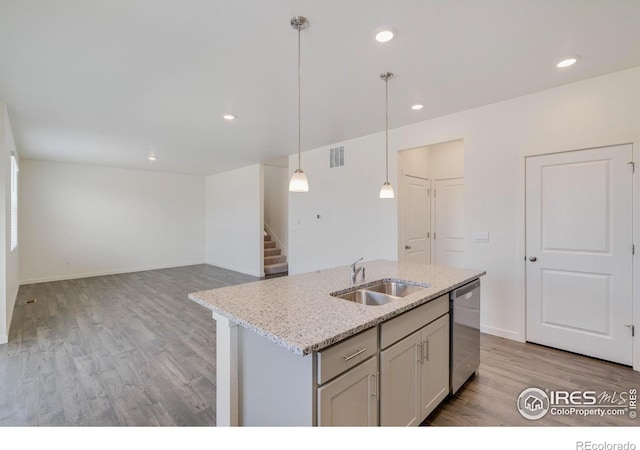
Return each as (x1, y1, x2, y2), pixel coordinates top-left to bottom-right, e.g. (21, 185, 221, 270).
(403, 175, 430, 264)
(433, 178, 465, 267)
(525, 144, 633, 365)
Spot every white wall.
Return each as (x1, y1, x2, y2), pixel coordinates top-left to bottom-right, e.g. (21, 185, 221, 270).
(289, 132, 397, 275)
(19, 160, 205, 284)
(426, 140, 464, 180)
(398, 146, 430, 179)
(398, 140, 464, 180)
(289, 67, 640, 342)
(205, 164, 263, 277)
(263, 165, 288, 256)
(0, 104, 19, 343)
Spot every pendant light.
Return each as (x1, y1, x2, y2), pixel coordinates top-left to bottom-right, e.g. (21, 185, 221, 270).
(289, 16, 310, 193)
(379, 72, 395, 199)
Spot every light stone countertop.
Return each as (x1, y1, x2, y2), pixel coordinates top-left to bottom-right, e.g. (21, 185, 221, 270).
(188, 260, 485, 356)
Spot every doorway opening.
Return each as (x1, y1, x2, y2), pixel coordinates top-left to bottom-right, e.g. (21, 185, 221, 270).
(397, 140, 465, 266)
(263, 158, 289, 278)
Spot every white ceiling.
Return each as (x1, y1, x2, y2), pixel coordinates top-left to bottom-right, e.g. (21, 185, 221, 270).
(0, 0, 639, 176)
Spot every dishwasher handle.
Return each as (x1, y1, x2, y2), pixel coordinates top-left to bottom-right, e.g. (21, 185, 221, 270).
(452, 279, 480, 298)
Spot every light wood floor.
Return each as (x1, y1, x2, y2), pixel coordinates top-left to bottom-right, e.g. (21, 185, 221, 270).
(0, 264, 257, 426)
(425, 334, 640, 426)
(1, 264, 638, 426)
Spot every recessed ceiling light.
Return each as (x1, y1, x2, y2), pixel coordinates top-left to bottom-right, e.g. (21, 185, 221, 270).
(223, 114, 235, 120)
(411, 104, 424, 110)
(148, 155, 157, 161)
(557, 58, 577, 68)
(374, 26, 396, 43)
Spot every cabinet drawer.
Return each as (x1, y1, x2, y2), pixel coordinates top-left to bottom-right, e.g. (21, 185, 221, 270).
(380, 294, 449, 349)
(317, 327, 378, 385)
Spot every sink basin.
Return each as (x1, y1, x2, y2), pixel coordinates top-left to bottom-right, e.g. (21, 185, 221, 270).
(365, 281, 425, 298)
(333, 289, 393, 306)
(331, 280, 428, 306)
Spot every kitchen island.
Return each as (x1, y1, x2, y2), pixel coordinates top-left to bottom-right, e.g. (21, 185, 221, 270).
(189, 260, 484, 426)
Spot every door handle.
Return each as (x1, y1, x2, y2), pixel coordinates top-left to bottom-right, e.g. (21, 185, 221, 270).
(405, 245, 412, 250)
(529, 256, 537, 262)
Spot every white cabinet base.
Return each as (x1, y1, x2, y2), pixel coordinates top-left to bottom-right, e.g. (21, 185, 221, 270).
(380, 313, 450, 426)
(317, 357, 378, 426)
(380, 333, 422, 426)
(212, 308, 453, 426)
(420, 315, 450, 419)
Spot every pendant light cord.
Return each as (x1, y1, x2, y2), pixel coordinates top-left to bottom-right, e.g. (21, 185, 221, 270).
(385, 76, 389, 183)
(297, 27, 302, 171)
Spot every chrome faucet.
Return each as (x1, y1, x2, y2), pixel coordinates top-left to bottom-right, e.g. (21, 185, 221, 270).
(350, 257, 365, 284)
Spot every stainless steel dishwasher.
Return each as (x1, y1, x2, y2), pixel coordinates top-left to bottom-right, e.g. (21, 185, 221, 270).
(450, 279, 481, 394)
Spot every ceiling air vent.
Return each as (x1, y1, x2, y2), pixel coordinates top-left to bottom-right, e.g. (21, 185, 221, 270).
(329, 146, 345, 168)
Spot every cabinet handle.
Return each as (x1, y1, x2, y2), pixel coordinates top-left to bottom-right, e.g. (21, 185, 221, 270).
(343, 347, 367, 362)
(418, 342, 423, 364)
(423, 340, 429, 361)
(371, 372, 378, 397)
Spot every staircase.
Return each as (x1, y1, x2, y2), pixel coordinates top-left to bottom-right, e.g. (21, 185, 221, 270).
(264, 233, 288, 277)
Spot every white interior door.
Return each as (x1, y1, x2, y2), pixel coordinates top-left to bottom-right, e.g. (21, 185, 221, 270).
(433, 178, 465, 267)
(525, 144, 633, 366)
(403, 175, 430, 264)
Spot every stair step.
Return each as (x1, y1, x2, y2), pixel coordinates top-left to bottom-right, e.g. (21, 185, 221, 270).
(264, 234, 272, 242)
(265, 255, 286, 265)
(264, 248, 281, 257)
(264, 241, 276, 249)
(264, 262, 288, 275)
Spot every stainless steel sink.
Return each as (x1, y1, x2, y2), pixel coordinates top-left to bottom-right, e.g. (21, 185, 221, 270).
(332, 289, 393, 306)
(331, 280, 428, 306)
(365, 281, 425, 297)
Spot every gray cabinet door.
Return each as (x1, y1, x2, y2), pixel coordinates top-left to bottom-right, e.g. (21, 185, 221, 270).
(380, 330, 422, 426)
(317, 356, 378, 426)
(419, 314, 450, 421)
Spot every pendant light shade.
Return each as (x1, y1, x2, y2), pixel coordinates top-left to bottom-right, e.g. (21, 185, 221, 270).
(289, 168, 309, 192)
(379, 72, 394, 199)
(289, 16, 310, 193)
(380, 181, 395, 198)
